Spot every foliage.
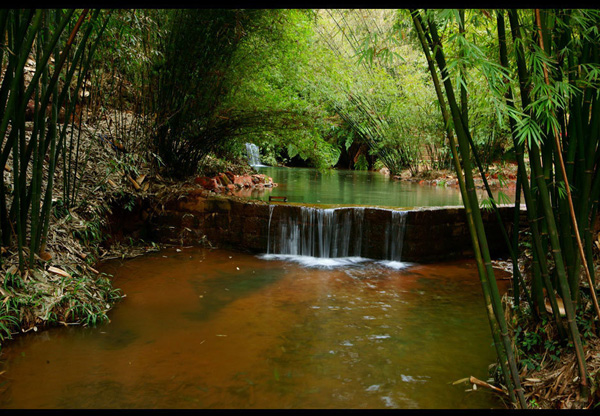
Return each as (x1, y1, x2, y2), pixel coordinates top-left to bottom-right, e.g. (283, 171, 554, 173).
(411, 8, 600, 407)
(0, 9, 108, 268)
(221, 9, 343, 171)
(142, 9, 317, 178)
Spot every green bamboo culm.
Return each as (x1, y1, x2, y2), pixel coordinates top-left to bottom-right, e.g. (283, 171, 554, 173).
(0, 9, 107, 270)
(409, 9, 518, 404)
(507, 8, 592, 400)
(496, 11, 570, 343)
(410, 9, 526, 408)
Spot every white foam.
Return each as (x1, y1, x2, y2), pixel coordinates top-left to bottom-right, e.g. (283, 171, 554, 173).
(259, 254, 370, 268)
(377, 260, 412, 270)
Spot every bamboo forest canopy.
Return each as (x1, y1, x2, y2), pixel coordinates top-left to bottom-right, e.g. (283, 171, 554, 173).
(143, 9, 459, 175)
(136, 8, 535, 176)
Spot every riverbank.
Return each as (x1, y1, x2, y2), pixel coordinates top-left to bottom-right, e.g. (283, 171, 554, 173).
(385, 161, 521, 191)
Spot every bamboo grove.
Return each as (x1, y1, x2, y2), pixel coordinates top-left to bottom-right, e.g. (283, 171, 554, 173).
(410, 9, 600, 408)
(0, 10, 110, 270)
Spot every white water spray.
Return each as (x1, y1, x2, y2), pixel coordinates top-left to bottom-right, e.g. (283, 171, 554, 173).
(245, 143, 266, 167)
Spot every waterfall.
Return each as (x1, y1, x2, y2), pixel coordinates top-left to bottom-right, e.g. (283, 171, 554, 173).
(245, 143, 265, 167)
(385, 210, 408, 261)
(266, 205, 275, 255)
(265, 206, 407, 264)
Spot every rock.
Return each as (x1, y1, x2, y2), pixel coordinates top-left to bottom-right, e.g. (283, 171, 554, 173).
(233, 174, 252, 188)
(225, 171, 236, 182)
(219, 173, 231, 186)
(195, 176, 211, 186)
(195, 176, 220, 191)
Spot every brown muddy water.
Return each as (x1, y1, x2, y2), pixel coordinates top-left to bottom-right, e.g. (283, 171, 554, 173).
(0, 247, 509, 409)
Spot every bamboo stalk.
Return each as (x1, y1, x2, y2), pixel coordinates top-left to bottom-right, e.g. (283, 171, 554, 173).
(411, 10, 524, 408)
(534, 9, 600, 325)
(505, 8, 568, 339)
(505, 9, 590, 399)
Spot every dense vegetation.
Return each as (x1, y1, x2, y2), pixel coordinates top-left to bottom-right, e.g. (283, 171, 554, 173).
(1, 8, 599, 409)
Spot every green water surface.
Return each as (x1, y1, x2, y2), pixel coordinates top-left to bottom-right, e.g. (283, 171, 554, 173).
(243, 167, 511, 208)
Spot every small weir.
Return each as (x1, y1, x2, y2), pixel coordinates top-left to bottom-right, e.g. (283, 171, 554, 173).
(263, 205, 409, 268)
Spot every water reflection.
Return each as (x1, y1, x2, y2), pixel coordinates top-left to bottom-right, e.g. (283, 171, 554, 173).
(238, 167, 513, 208)
(0, 248, 508, 409)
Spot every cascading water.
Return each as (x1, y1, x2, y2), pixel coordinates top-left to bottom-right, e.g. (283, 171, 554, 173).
(245, 143, 265, 167)
(385, 210, 408, 262)
(264, 205, 408, 268)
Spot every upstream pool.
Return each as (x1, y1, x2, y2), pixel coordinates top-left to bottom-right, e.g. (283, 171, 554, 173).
(234, 166, 514, 208)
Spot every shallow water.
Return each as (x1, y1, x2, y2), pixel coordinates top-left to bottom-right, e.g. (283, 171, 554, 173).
(235, 166, 513, 208)
(0, 247, 509, 409)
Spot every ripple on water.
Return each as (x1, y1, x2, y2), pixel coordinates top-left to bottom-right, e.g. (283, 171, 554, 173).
(0, 247, 508, 409)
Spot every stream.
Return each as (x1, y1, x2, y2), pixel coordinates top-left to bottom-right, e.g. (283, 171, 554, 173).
(0, 165, 513, 409)
(0, 247, 509, 409)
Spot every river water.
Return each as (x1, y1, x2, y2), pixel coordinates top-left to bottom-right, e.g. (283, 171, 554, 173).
(0, 166, 514, 409)
(0, 247, 509, 409)
(235, 166, 514, 208)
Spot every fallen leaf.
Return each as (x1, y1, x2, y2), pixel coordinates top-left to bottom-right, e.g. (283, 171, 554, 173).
(48, 266, 71, 278)
(127, 175, 141, 190)
(452, 377, 470, 385)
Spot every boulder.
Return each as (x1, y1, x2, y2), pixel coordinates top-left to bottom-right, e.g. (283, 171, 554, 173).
(234, 174, 253, 188)
(195, 176, 220, 191)
(219, 173, 231, 186)
(195, 176, 211, 187)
